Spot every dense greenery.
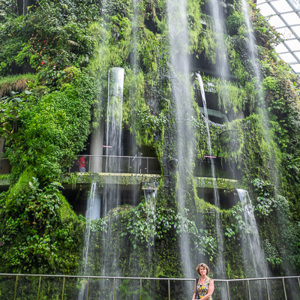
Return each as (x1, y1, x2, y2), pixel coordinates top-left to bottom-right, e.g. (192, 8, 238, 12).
(0, 0, 299, 295)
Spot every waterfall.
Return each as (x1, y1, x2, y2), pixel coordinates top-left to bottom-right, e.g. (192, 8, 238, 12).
(99, 68, 124, 291)
(241, 0, 279, 189)
(78, 183, 100, 300)
(196, 74, 227, 284)
(237, 189, 269, 277)
(166, 0, 195, 284)
(78, 68, 124, 299)
(208, 0, 230, 80)
(130, 0, 140, 205)
(23, 0, 28, 16)
(144, 184, 158, 268)
(102, 67, 124, 215)
(237, 189, 270, 298)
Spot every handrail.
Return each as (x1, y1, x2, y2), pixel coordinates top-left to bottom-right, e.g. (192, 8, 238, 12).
(70, 155, 161, 175)
(1, 273, 299, 281)
(0, 273, 299, 300)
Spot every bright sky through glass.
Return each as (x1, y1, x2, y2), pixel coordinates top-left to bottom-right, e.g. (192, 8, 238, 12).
(257, 0, 300, 77)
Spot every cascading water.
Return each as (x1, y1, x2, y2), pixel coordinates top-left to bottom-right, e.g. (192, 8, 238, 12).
(237, 189, 270, 298)
(208, 0, 230, 81)
(102, 67, 124, 215)
(100, 67, 124, 284)
(237, 189, 269, 277)
(166, 0, 195, 284)
(241, 0, 279, 189)
(78, 68, 124, 299)
(23, 0, 28, 16)
(196, 73, 227, 285)
(130, 0, 140, 205)
(143, 183, 158, 267)
(78, 182, 100, 300)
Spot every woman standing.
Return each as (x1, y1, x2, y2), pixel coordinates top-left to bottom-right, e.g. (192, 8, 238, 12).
(192, 263, 214, 300)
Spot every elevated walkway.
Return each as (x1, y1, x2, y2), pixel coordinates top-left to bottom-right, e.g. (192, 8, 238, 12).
(0, 155, 241, 190)
(63, 172, 240, 190)
(0, 273, 298, 300)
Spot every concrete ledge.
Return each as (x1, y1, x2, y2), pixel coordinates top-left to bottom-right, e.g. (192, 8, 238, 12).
(195, 177, 239, 190)
(62, 173, 240, 190)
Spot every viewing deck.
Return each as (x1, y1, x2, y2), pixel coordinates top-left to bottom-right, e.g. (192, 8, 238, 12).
(0, 156, 241, 190)
(0, 273, 298, 300)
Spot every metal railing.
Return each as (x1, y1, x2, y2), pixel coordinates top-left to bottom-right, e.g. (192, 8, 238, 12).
(69, 155, 161, 175)
(0, 273, 299, 300)
(0, 156, 241, 180)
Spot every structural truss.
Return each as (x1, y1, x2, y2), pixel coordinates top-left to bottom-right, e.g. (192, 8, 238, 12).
(257, 0, 300, 77)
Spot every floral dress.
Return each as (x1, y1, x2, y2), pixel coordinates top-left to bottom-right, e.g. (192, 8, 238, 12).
(196, 277, 212, 300)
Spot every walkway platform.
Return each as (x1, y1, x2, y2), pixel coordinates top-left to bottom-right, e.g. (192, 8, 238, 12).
(63, 173, 240, 190)
(0, 173, 240, 190)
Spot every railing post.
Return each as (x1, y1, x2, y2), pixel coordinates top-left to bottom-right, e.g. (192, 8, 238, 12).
(37, 276, 42, 300)
(61, 276, 66, 300)
(168, 279, 171, 300)
(246, 280, 251, 300)
(86, 278, 90, 300)
(113, 278, 116, 300)
(14, 275, 19, 300)
(282, 278, 288, 300)
(140, 279, 142, 300)
(265, 279, 270, 300)
(226, 281, 231, 300)
(147, 158, 149, 174)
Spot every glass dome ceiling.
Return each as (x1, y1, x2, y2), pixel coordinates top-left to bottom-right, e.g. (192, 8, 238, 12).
(257, 0, 300, 77)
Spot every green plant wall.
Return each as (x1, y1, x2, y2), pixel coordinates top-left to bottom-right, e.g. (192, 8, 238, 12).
(0, 0, 299, 283)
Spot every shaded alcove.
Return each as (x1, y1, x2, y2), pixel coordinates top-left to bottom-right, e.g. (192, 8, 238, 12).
(195, 157, 241, 179)
(197, 187, 240, 210)
(63, 184, 144, 218)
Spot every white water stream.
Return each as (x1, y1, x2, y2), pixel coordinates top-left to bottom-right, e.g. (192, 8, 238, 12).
(166, 0, 195, 285)
(237, 189, 270, 299)
(196, 74, 226, 285)
(241, 0, 279, 189)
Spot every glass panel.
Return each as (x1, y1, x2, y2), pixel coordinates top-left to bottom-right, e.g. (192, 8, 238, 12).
(268, 279, 285, 300)
(279, 53, 297, 63)
(289, 0, 300, 9)
(291, 25, 300, 38)
(39, 277, 63, 300)
(15, 276, 39, 300)
(248, 280, 268, 299)
(228, 281, 249, 300)
(285, 39, 300, 51)
(285, 278, 300, 299)
(213, 281, 230, 300)
(0, 275, 16, 300)
(291, 64, 300, 73)
(269, 15, 286, 27)
(258, 3, 276, 16)
(281, 12, 300, 26)
(294, 51, 300, 59)
(272, 0, 293, 13)
(169, 280, 186, 300)
(275, 43, 289, 53)
(64, 277, 82, 299)
(140, 279, 165, 300)
(277, 27, 294, 39)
